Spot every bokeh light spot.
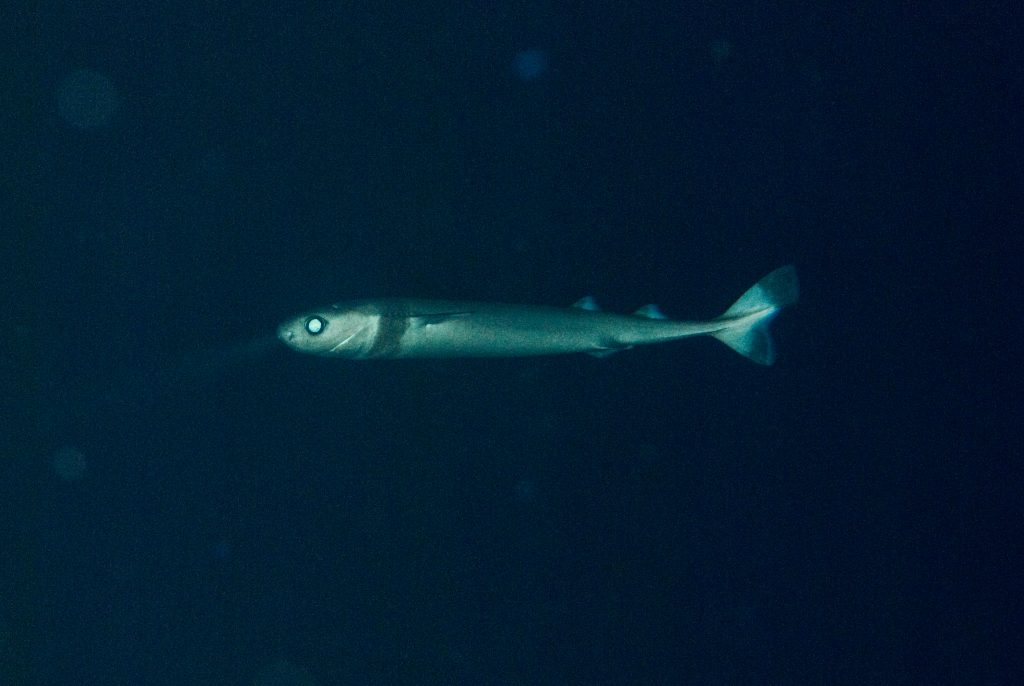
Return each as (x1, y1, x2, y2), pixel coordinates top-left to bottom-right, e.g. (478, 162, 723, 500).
(512, 48, 548, 81)
(56, 69, 120, 129)
(52, 445, 87, 481)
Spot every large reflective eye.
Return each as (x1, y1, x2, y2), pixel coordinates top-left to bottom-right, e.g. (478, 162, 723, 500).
(304, 316, 326, 335)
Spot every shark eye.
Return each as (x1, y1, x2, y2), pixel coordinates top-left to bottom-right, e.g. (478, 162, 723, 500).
(304, 316, 326, 335)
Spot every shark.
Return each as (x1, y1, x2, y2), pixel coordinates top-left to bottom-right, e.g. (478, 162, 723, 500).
(277, 265, 797, 364)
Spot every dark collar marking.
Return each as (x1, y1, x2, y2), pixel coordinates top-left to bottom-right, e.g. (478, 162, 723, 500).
(367, 300, 410, 358)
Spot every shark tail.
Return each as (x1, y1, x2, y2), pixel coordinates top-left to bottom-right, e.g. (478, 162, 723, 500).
(711, 265, 799, 365)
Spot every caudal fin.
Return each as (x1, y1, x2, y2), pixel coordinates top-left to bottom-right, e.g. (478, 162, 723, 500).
(712, 265, 799, 365)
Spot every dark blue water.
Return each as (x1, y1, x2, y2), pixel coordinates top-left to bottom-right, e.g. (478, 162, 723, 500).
(3, 2, 1019, 684)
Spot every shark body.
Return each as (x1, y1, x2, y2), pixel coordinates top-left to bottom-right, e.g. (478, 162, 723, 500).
(277, 265, 797, 364)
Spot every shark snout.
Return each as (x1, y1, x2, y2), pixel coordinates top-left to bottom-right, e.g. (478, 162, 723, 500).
(277, 325, 295, 344)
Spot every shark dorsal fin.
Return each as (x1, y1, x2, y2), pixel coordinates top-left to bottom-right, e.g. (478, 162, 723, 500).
(573, 296, 600, 311)
(633, 304, 667, 319)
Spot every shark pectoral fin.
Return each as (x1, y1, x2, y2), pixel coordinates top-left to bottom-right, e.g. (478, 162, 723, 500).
(587, 345, 632, 358)
(412, 312, 473, 326)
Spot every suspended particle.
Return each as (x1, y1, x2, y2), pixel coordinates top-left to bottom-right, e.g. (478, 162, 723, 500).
(708, 39, 734, 64)
(514, 478, 536, 504)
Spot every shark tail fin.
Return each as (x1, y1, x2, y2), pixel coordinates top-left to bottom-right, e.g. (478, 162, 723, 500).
(711, 265, 799, 365)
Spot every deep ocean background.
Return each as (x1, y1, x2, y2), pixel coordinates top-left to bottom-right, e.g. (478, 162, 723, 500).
(3, 2, 1021, 684)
